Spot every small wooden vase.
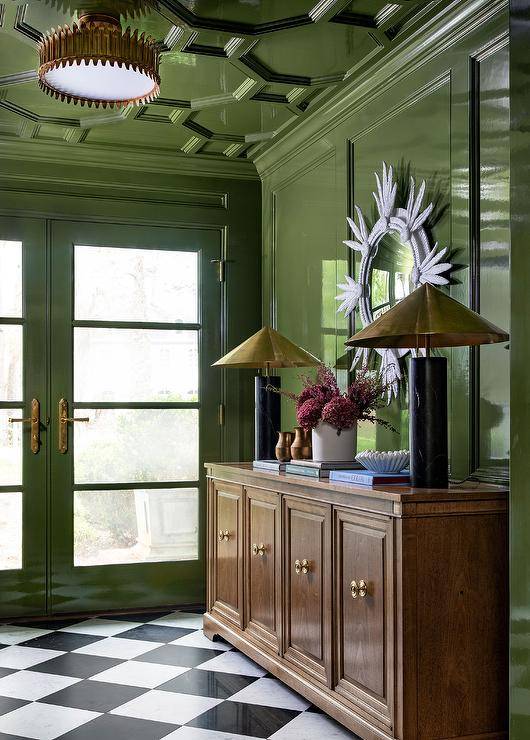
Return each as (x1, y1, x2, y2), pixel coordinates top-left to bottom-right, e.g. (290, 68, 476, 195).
(290, 426, 312, 460)
(275, 431, 294, 462)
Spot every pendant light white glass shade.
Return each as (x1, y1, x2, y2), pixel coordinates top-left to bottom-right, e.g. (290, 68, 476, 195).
(38, 15, 160, 108)
(42, 59, 156, 103)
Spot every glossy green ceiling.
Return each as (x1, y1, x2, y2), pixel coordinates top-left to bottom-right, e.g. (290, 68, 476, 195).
(0, 0, 430, 161)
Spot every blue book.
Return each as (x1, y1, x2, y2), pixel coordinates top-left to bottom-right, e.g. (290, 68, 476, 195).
(329, 469, 410, 486)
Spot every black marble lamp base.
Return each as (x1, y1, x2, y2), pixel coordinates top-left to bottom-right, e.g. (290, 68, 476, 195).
(409, 356, 448, 488)
(255, 375, 280, 460)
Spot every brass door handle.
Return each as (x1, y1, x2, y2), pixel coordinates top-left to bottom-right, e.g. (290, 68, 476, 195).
(218, 529, 231, 542)
(350, 579, 368, 599)
(8, 399, 41, 454)
(58, 398, 89, 454)
(294, 558, 310, 575)
(252, 543, 266, 556)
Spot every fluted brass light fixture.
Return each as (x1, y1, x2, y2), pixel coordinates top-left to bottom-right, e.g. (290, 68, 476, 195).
(38, 12, 160, 108)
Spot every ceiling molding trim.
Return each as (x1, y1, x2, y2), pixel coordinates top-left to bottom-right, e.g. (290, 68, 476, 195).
(254, 0, 507, 177)
(0, 70, 37, 88)
(0, 138, 259, 180)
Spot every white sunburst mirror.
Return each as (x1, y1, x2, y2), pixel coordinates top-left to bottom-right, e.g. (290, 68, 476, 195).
(336, 163, 453, 400)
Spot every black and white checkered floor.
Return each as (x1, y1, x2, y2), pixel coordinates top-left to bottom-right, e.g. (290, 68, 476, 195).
(0, 610, 357, 739)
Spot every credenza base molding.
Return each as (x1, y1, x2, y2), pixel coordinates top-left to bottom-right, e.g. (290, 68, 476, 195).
(203, 612, 394, 740)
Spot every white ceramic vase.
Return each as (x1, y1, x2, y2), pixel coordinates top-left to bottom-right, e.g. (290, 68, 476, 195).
(311, 422, 357, 462)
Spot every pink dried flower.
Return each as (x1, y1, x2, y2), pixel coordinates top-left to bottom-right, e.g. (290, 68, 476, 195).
(296, 398, 324, 430)
(321, 396, 358, 432)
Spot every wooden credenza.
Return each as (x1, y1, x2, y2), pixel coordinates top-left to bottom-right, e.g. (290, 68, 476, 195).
(204, 463, 508, 740)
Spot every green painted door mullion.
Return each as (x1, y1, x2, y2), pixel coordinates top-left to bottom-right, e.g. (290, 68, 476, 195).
(0, 217, 47, 618)
(49, 220, 222, 613)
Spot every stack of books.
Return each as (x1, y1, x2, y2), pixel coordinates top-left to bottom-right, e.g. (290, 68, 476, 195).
(252, 459, 287, 473)
(284, 460, 362, 479)
(329, 469, 410, 486)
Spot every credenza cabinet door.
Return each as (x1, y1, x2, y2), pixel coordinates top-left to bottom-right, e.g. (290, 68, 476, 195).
(334, 508, 394, 730)
(244, 487, 281, 653)
(208, 480, 243, 628)
(283, 496, 332, 686)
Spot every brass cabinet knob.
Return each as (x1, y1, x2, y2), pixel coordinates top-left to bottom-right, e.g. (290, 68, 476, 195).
(252, 543, 266, 556)
(218, 529, 230, 542)
(294, 558, 310, 575)
(350, 579, 368, 598)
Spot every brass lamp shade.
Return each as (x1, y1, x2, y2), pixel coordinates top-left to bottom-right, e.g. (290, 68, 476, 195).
(212, 326, 320, 370)
(345, 283, 509, 349)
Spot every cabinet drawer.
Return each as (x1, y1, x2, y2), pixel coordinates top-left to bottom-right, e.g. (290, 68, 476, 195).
(208, 480, 243, 628)
(283, 496, 332, 686)
(244, 487, 281, 653)
(334, 508, 394, 729)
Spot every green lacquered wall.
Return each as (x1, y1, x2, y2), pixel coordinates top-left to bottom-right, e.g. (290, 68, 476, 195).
(509, 1, 530, 736)
(258, 0, 510, 485)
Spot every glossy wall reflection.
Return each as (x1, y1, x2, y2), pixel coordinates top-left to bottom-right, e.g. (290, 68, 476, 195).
(259, 2, 509, 484)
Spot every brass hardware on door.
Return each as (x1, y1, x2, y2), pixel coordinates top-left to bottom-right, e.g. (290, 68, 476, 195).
(218, 529, 230, 542)
(9, 398, 41, 454)
(252, 543, 266, 556)
(294, 558, 310, 575)
(58, 398, 89, 454)
(350, 579, 368, 599)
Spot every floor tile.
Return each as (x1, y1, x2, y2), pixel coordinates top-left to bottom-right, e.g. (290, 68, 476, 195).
(89, 660, 189, 689)
(0, 671, 80, 701)
(0, 647, 65, 670)
(163, 728, 263, 740)
(27, 653, 122, 679)
(228, 677, 310, 711)
(0, 699, 28, 717)
(158, 669, 257, 700)
(21, 633, 103, 652)
(59, 713, 178, 740)
(44, 679, 147, 712)
(0, 628, 53, 647)
(149, 613, 204, 630)
(11, 619, 84, 631)
(116, 625, 193, 644)
(195, 652, 267, 678)
(170, 631, 231, 652)
(99, 612, 173, 624)
(187, 701, 298, 738)
(0, 701, 99, 740)
(60, 619, 139, 637)
(268, 711, 357, 739)
(73, 637, 162, 660)
(111, 689, 222, 725)
(136, 645, 222, 669)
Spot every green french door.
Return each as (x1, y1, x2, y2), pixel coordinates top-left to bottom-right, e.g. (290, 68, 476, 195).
(0, 217, 222, 617)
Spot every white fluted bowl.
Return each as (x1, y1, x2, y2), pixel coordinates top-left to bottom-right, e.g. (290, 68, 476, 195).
(355, 449, 409, 474)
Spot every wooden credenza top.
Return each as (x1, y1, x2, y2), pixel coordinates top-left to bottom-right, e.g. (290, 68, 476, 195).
(205, 462, 508, 518)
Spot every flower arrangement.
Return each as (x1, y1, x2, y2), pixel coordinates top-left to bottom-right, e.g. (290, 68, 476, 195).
(276, 364, 393, 436)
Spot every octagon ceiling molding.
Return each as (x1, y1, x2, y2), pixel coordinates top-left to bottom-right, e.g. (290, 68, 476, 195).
(0, 0, 435, 163)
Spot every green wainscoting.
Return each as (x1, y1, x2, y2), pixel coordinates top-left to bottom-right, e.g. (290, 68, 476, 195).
(258, 0, 510, 485)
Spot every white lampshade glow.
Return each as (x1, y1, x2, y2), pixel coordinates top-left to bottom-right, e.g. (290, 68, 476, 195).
(42, 60, 157, 103)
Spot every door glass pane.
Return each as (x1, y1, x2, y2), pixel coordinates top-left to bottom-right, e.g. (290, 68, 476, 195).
(0, 492, 22, 570)
(74, 408, 199, 484)
(74, 328, 198, 402)
(0, 410, 22, 486)
(74, 488, 198, 566)
(0, 241, 22, 317)
(75, 246, 198, 323)
(0, 325, 23, 401)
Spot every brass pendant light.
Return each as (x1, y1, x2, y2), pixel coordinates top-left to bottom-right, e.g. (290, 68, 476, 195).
(37, 11, 160, 108)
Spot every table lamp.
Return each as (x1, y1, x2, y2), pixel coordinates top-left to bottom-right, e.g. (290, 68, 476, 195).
(213, 326, 320, 460)
(345, 283, 509, 487)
